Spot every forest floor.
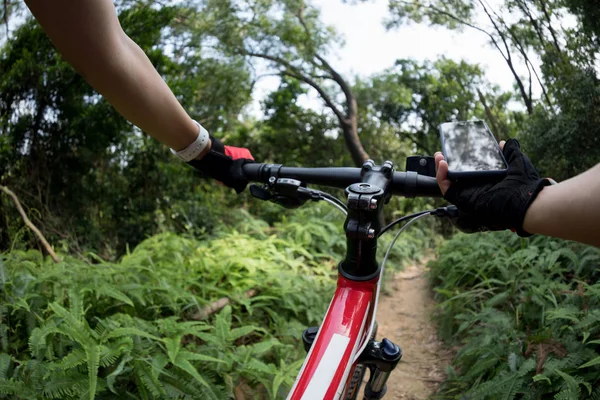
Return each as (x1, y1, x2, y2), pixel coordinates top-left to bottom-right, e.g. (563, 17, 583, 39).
(361, 260, 454, 399)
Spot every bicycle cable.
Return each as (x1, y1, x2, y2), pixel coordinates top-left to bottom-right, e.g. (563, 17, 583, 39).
(318, 191, 348, 213)
(321, 196, 348, 216)
(378, 209, 436, 237)
(352, 212, 432, 364)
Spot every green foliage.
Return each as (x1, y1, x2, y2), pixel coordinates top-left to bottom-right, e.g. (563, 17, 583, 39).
(354, 58, 518, 156)
(0, 4, 253, 256)
(0, 210, 347, 399)
(244, 78, 350, 167)
(384, 0, 600, 180)
(429, 232, 600, 399)
(523, 68, 600, 181)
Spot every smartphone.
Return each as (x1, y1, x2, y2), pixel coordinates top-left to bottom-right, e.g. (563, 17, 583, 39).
(439, 120, 508, 181)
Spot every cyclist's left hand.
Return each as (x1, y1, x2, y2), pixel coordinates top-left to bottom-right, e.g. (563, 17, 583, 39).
(188, 136, 254, 193)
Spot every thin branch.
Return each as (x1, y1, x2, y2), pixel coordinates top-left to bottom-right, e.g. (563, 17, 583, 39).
(478, 0, 533, 113)
(395, 1, 508, 59)
(477, 89, 502, 140)
(396, 130, 433, 155)
(538, 0, 562, 53)
(295, 7, 355, 116)
(515, 0, 547, 49)
(484, 2, 535, 100)
(249, 72, 283, 93)
(398, 0, 534, 113)
(281, 70, 347, 123)
(2, 0, 8, 38)
(190, 289, 259, 320)
(314, 53, 355, 112)
(493, 11, 553, 108)
(478, 0, 512, 61)
(0, 185, 59, 263)
(245, 51, 346, 122)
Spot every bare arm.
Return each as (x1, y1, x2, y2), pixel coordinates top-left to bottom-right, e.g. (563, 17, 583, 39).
(523, 163, 600, 247)
(24, 0, 209, 156)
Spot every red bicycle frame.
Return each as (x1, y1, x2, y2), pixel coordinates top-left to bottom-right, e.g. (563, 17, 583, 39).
(242, 161, 440, 400)
(286, 274, 378, 400)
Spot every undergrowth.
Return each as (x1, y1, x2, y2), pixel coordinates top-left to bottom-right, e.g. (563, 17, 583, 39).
(430, 232, 600, 399)
(0, 204, 436, 399)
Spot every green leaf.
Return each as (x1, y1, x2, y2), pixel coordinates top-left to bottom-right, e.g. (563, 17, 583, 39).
(250, 339, 280, 356)
(96, 285, 134, 307)
(105, 328, 161, 342)
(578, 356, 600, 369)
(164, 337, 181, 364)
(85, 344, 100, 400)
(55, 349, 87, 370)
(533, 374, 552, 385)
(107, 356, 130, 394)
(173, 357, 219, 399)
(179, 351, 226, 364)
(229, 325, 262, 341)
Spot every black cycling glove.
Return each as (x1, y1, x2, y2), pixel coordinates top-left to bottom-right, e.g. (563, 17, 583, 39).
(187, 136, 254, 194)
(444, 139, 551, 236)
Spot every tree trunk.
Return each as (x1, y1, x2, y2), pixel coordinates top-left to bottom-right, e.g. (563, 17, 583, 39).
(342, 98, 369, 167)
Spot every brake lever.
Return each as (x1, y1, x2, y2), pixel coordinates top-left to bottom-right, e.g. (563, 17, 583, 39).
(434, 205, 489, 233)
(249, 179, 312, 209)
(249, 184, 272, 201)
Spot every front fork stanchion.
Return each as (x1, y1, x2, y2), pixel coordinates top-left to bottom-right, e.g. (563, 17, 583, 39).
(358, 338, 402, 400)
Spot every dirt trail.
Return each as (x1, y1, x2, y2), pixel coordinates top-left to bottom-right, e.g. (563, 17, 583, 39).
(361, 261, 453, 400)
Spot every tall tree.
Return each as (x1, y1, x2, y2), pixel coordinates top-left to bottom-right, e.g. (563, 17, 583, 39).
(0, 4, 254, 254)
(354, 58, 518, 156)
(179, 0, 370, 166)
(383, 0, 600, 179)
(384, 0, 600, 113)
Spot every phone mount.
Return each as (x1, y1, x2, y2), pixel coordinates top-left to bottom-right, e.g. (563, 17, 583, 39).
(405, 156, 436, 177)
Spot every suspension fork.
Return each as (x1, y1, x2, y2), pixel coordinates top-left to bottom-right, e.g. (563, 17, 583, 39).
(357, 339, 402, 400)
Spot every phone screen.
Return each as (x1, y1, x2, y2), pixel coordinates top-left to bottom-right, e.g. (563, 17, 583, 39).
(440, 121, 506, 172)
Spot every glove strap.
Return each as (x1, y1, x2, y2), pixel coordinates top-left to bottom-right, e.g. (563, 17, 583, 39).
(516, 178, 554, 237)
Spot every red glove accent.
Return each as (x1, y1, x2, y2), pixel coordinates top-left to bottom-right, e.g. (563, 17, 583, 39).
(224, 146, 254, 161)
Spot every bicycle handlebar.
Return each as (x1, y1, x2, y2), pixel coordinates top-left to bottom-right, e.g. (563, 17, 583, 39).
(242, 163, 442, 198)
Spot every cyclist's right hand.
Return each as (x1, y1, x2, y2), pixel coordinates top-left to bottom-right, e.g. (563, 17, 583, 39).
(434, 139, 552, 236)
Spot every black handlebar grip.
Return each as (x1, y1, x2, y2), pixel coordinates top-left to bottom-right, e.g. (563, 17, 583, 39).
(392, 172, 442, 197)
(242, 163, 264, 182)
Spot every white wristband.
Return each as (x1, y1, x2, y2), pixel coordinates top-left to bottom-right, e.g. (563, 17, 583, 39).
(170, 120, 210, 162)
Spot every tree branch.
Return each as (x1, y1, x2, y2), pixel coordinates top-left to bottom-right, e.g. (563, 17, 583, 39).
(0, 185, 59, 263)
(515, 0, 547, 49)
(295, 8, 355, 116)
(190, 289, 258, 320)
(477, 89, 502, 140)
(281, 71, 347, 123)
(395, 1, 508, 59)
(478, 0, 533, 113)
(244, 51, 346, 122)
(396, 130, 433, 155)
(493, 11, 553, 109)
(538, 0, 562, 53)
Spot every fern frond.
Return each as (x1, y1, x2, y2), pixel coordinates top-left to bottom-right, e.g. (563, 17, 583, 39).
(54, 348, 87, 370)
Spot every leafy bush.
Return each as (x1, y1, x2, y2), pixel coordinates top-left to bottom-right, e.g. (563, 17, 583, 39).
(0, 211, 341, 399)
(430, 232, 600, 399)
(0, 198, 439, 399)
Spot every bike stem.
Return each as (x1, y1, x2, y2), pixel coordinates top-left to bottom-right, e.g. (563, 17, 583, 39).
(339, 160, 394, 281)
(339, 160, 403, 400)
